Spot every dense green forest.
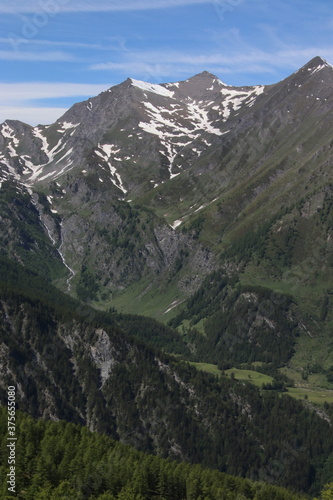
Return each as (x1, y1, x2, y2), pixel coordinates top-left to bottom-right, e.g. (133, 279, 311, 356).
(1, 258, 333, 495)
(0, 408, 313, 500)
(168, 270, 298, 367)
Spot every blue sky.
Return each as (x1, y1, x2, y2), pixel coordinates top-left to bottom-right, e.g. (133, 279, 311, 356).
(1, 0, 333, 125)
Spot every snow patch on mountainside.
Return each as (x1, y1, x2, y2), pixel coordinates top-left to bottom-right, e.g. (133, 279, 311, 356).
(57, 121, 80, 133)
(220, 86, 265, 120)
(171, 219, 183, 229)
(131, 79, 175, 98)
(21, 155, 35, 173)
(1, 124, 19, 148)
(95, 143, 127, 194)
(21, 127, 76, 183)
(186, 102, 224, 135)
(138, 96, 227, 179)
(33, 128, 50, 158)
(310, 64, 328, 75)
(1, 123, 20, 158)
(217, 78, 231, 87)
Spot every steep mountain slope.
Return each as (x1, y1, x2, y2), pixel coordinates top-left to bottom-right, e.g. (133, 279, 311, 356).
(1, 57, 333, 371)
(141, 57, 333, 224)
(0, 66, 268, 309)
(0, 408, 309, 500)
(0, 181, 66, 281)
(0, 262, 332, 493)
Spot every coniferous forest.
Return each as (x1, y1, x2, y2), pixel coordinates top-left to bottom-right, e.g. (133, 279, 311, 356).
(0, 408, 320, 500)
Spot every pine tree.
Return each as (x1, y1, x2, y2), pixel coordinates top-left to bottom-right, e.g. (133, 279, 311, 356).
(316, 483, 333, 500)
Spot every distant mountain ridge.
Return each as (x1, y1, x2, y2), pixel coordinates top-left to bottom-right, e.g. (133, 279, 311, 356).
(0, 67, 266, 195)
(0, 57, 331, 190)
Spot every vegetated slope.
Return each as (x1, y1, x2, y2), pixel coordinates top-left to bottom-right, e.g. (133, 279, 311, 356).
(144, 57, 333, 223)
(135, 57, 333, 331)
(0, 408, 310, 500)
(168, 192, 333, 389)
(159, 56, 333, 380)
(168, 270, 298, 367)
(1, 57, 332, 318)
(0, 181, 66, 281)
(0, 260, 333, 494)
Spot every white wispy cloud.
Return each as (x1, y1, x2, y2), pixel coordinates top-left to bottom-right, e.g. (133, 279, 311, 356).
(0, 82, 112, 125)
(0, 37, 127, 51)
(89, 61, 173, 78)
(0, 50, 74, 61)
(0, 0, 214, 14)
(0, 107, 68, 126)
(0, 82, 111, 102)
(89, 47, 333, 81)
(128, 47, 333, 68)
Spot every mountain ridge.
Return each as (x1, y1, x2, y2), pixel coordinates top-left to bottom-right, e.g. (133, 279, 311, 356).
(1, 56, 333, 313)
(0, 56, 329, 194)
(0, 56, 333, 352)
(1, 56, 333, 494)
(0, 61, 268, 191)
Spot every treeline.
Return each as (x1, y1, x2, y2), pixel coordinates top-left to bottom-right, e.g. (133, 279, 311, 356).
(0, 408, 307, 500)
(0, 256, 296, 371)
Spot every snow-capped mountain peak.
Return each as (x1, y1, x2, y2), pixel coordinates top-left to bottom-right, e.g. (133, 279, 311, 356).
(1, 57, 332, 197)
(130, 78, 175, 98)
